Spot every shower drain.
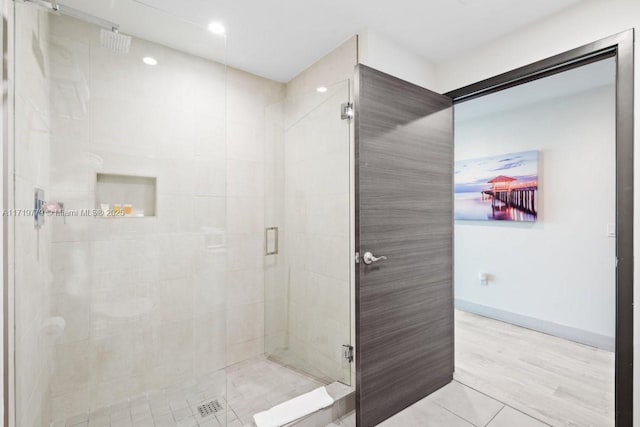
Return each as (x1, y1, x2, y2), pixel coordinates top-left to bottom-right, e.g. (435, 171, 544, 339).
(197, 399, 223, 418)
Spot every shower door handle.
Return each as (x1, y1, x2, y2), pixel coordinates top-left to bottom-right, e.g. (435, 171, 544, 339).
(265, 227, 279, 255)
(362, 251, 387, 265)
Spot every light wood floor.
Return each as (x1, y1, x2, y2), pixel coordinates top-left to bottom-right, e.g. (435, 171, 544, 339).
(454, 310, 615, 427)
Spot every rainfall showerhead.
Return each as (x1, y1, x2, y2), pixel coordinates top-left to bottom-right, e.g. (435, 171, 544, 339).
(100, 28, 132, 54)
(25, 1, 126, 52)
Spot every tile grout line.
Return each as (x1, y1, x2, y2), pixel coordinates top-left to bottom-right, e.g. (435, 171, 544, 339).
(452, 379, 551, 426)
(451, 379, 504, 405)
(504, 405, 553, 427)
(483, 406, 505, 427)
(437, 380, 503, 426)
(434, 403, 478, 427)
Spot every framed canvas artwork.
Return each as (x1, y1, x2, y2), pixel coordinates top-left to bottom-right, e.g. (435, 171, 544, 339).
(455, 150, 539, 222)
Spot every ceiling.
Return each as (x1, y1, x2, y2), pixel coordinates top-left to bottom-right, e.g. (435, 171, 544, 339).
(455, 56, 616, 123)
(58, 0, 584, 82)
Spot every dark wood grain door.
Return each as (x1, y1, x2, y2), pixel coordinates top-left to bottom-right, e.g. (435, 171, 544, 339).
(355, 65, 454, 427)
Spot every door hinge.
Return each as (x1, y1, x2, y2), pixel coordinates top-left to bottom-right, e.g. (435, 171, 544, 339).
(341, 102, 354, 120)
(342, 344, 354, 363)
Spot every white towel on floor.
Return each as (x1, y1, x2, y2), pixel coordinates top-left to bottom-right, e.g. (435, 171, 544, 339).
(253, 386, 334, 427)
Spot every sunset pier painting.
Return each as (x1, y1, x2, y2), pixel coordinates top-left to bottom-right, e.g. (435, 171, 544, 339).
(455, 151, 539, 222)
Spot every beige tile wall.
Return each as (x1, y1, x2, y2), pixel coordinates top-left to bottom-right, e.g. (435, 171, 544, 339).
(225, 69, 284, 365)
(41, 14, 283, 423)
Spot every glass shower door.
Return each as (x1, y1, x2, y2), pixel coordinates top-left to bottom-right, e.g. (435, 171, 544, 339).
(264, 79, 352, 386)
(11, 1, 229, 426)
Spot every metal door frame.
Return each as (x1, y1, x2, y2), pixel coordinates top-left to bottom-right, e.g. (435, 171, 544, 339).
(445, 29, 634, 427)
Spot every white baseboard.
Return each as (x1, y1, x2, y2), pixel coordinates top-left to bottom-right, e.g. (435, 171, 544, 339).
(455, 299, 615, 352)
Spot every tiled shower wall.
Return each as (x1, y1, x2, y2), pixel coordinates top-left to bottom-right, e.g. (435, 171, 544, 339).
(13, 4, 53, 427)
(225, 68, 284, 364)
(37, 14, 283, 423)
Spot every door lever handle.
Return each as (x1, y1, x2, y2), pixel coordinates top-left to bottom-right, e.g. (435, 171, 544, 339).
(363, 251, 387, 265)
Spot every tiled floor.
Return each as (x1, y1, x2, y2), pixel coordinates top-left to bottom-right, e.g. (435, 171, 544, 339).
(330, 310, 614, 427)
(57, 356, 325, 427)
(327, 380, 550, 427)
(455, 310, 614, 426)
(59, 311, 613, 427)
(226, 356, 327, 425)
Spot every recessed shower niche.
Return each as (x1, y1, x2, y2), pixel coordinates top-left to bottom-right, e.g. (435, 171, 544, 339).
(95, 173, 157, 217)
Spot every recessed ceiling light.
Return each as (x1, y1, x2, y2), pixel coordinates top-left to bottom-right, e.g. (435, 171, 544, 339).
(142, 56, 158, 66)
(208, 22, 226, 35)
(316, 86, 328, 93)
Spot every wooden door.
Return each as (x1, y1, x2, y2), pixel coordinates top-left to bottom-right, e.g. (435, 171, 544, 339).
(355, 65, 454, 427)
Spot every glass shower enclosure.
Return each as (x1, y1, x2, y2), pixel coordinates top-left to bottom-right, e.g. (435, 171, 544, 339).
(8, 0, 352, 426)
(11, 1, 228, 426)
(264, 81, 352, 385)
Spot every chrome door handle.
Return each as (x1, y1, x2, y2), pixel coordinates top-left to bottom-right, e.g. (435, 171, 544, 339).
(363, 251, 387, 265)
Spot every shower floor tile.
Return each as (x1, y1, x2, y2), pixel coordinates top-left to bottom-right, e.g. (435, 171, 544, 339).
(58, 355, 326, 427)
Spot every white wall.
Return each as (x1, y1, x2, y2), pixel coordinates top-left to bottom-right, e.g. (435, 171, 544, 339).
(358, 29, 436, 89)
(432, 0, 640, 423)
(455, 84, 616, 348)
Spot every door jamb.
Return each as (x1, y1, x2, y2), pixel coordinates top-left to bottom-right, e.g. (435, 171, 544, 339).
(445, 29, 634, 427)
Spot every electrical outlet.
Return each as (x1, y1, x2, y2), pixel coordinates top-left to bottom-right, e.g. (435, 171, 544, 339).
(478, 272, 489, 286)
